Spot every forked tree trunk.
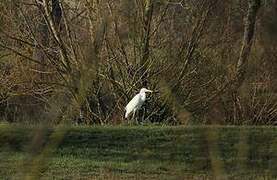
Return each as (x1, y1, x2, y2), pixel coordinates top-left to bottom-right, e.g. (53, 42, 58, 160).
(138, 0, 154, 122)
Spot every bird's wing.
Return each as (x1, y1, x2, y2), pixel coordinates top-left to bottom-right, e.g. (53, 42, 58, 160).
(125, 94, 140, 111)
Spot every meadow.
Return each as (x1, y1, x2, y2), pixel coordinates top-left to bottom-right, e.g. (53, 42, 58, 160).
(1, 124, 276, 179)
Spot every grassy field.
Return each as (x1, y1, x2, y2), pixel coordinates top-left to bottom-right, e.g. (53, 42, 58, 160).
(0, 124, 276, 179)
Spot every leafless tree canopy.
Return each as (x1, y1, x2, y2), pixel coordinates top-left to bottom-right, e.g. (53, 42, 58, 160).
(1, 0, 276, 125)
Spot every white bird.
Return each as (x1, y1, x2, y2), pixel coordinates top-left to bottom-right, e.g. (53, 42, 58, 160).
(125, 88, 153, 119)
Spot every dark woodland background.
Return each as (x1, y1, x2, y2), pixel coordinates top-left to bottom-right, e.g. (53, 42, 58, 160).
(0, 0, 276, 125)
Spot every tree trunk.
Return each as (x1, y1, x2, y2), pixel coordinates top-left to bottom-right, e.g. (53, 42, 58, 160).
(140, 0, 154, 87)
(233, 0, 261, 123)
(33, 0, 62, 77)
(51, 0, 62, 29)
(32, 4, 49, 79)
(235, 0, 261, 88)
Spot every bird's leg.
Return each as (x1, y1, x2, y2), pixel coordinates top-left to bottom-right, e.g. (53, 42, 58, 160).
(136, 110, 139, 125)
(141, 107, 145, 125)
(132, 110, 136, 124)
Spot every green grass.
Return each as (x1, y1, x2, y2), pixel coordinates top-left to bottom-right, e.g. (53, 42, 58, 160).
(0, 124, 277, 179)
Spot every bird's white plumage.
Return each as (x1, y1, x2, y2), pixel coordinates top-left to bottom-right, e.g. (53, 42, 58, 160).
(125, 88, 152, 118)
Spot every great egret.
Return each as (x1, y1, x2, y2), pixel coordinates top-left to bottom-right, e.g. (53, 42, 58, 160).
(125, 88, 153, 120)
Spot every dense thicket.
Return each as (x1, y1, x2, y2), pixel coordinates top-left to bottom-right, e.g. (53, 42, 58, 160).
(0, 0, 276, 125)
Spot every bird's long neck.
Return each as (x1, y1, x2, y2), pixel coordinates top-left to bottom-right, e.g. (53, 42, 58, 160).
(140, 92, 146, 101)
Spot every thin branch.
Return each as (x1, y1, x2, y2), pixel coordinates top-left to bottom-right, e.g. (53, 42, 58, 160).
(0, 43, 44, 65)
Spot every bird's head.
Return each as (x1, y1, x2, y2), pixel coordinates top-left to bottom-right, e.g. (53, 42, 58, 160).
(140, 88, 153, 94)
